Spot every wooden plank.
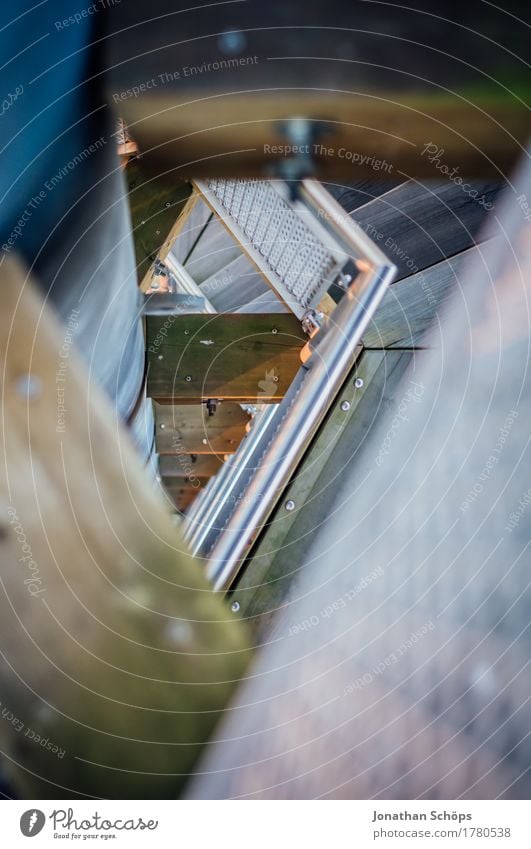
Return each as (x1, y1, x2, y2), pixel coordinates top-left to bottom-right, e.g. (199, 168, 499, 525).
(115, 92, 528, 180)
(351, 180, 500, 281)
(159, 454, 224, 478)
(154, 402, 250, 454)
(323, 179, 404, 214)
(234, 291, 290, 315)
(362, 244, 488, 348)
(162, 480, 206, 513)
(147, 314, 306, 403)
(141, 195, 213, 292)
(126, 160, 191, 284)
(0, 258, 249, 799)
(199, 254, 273, 312)
(352, 178, 499, 268)
(184, 216, 242, 283)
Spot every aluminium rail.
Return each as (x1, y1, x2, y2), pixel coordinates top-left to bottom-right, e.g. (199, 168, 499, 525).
(187, 178, 396, 591)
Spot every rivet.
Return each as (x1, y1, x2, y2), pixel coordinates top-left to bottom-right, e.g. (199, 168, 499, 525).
(340, 400, 351, 412)
(354, 377, 364, 389)
(231, 601, 240, 613)
(14, 374, 42, 401)
(285, 499, 295, 511)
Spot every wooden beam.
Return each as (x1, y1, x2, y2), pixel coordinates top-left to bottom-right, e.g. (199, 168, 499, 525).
(116, 92, 528, 180)
(154, 402, 250, 454)
(139, 191, 199, 292)
(159, 454, 224, 478)
(0, 258, 249, 799)
(126, 160, 191, 285)
(161, 480, 205, 513)
(362, 244, 488, 349)
(147, 314, 306, 403)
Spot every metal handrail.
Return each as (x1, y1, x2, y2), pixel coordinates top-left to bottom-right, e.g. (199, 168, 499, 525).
(185, 405, 280, 554)
(203, 179, 396, 591)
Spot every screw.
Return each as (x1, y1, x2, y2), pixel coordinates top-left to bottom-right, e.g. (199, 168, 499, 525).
(158, 354, 163, 360)
(231, 601, 240, 613)
(159, 423, 165, 429)
(14, 374, 42, 401)
(271, 328, 278, 334)
(285, 499, 295, 511)
(185, 375, 192, 382)
(202, 438, 208, 445)
(184, 329, 190, 335)
(340, 400, 351, 412)
(354, 377, 364, 389)
(273, 376, 279, 383)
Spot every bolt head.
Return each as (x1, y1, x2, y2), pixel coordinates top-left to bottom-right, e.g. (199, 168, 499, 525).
(271, 328, 278, 334)
(340, 400, 351, 412)
(354, 377, 364, 389)
(185, 375, 192, 382)
(285, 499, 295, 512)
(159, 423, 165, 429)
(157, 354, 163, 360)
(231, 601, 240, 613)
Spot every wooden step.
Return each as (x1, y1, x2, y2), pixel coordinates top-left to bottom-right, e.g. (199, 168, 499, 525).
(170, 193, 212, 264)
(161, 479, 204, 513)
(200, 254, 273, 312)
(159, 454, 224, 478)
(147, 313, 306, 403)
(184, 216, 242, 283)
(154, 402, 250, 454)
